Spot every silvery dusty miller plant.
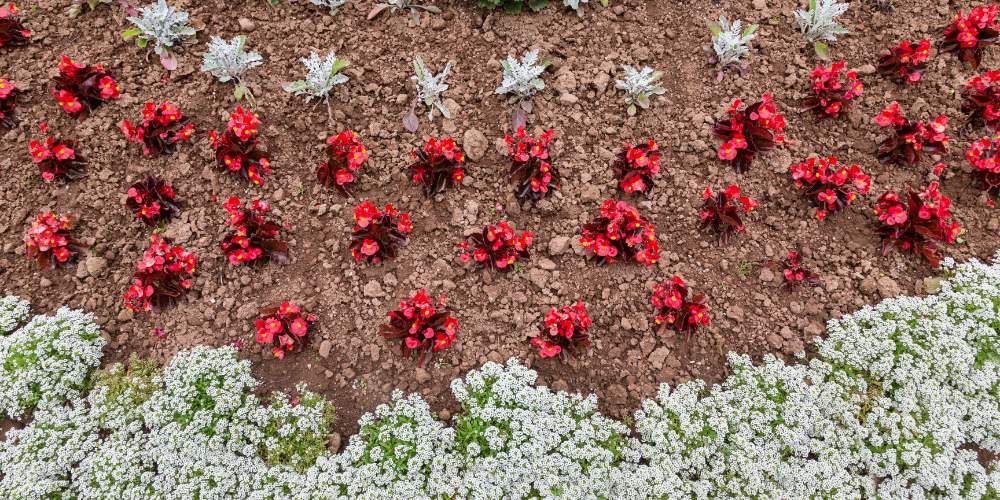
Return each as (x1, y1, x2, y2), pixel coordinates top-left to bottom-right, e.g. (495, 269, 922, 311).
(615, 65, 665, 116)
(495, 49, 549, 101)
(367, 0, 442, 20)
(307, 0, 347, 14)
(283, 51, 350, 103)
(709, 15, 757, 68)
(404, 55, 451, 131)
(123, 0, 196, 71)
(795, 0, 849, 58)
(200, 35, 263, 103)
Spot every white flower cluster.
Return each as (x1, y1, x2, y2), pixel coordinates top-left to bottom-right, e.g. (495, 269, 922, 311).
(495, 49, 549, 100)
(0, 306, 105, 419)
(127, 0, 196, 55)
(2, 250, 1000, 498)
(710, 15, 757, 67)
(0, 295, 30, 336)
(283, 51, 350, 102)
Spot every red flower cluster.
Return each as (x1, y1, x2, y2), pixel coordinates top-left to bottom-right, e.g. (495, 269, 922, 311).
(962, 71, 1000, 130)
(964, 134, 1000, 204)
(255, 301, 317, 360)
(210, 107, 271, 186)
(699, 185, 758, 242)
(317, 130, 368, 196)
(24, 212, 82, 269)
(507, 127, 559, 204)
(0, 78, 19, 128)
(30, 132, 86, 183)
(531, 302, 592, 359)
(789, 156, 871, 221)
(126, 176, 179, 225)
(220, 197, 289, 266)
(457, 222, 533, 272)
(0, 4, 30, 48)
(651, 276, 709, 340)
(121, 101, 195, 156)
(409, 136, 466, 197)
(769, 250, 820, 291)
(611, 140, 662, 194)
(51, 55, 120, 117)
(804, 60, 863, 119)
(350, 200, 412, 265)
(875, 182, 961, 267)
(123, 235, 197, 313)
(940, 5, 1000, 69)
(878, 39, 932, 84)
(579, 199, 660, 266)
(715, 93, 786, 173)
(380, 289, 458, 365)
(874, 102, 949, 166)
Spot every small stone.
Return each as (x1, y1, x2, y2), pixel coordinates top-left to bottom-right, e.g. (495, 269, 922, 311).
(857, 63, 877, 75)
(438, 409, 451, 421)
(861, 277, 878, 294)
(85, 255, 107, 276)
(648, 346, 670, 370)
(558, 93, 579, 105)
(758, 268, 775, 283)
(804, 321, 824, 337)
(538, 258, 557, 270)
(39, 277, 52, 288)
(329, 432, 341, 452)
(876, 276, 900, 299)
(548, 236, 570, 255)
(318, 340, 332, 358)
(608, 384, 628, 405)
(923, 277, 942, 294)
(552, 379, 569, 392)
(415, 368, 431, 383)
(767, 333, 783, 349)
(726, 305, 745, 321)
(752, 0, 767, 9)
(236, 303, 256, 320)
(363, 280, 385, 297)
(528, 269, 549, 289)
(463, 128, 489, 162)
(238, 17, 256, 31)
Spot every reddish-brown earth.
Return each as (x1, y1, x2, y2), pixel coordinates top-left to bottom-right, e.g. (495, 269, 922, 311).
(2, 0, 999, 437)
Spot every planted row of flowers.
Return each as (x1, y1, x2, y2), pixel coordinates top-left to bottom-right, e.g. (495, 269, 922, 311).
(2, 249, 999, 497)
(4, 2, 999, 364)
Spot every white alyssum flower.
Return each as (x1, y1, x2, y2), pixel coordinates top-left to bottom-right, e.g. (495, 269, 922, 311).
(0, 307, 105, 419)
(284, 51, 350, 102)
(0, 295, 30, 336)
(411, 55, 452, 119)
(710, 15, 757, 67)
(795, 0, 849, 43)
(0, 399, 101, 499)
(496, 49, 549, 100)
(200, 35, 262, 84)
(126, 0, 196, 55)
(615, 65, 665, 115)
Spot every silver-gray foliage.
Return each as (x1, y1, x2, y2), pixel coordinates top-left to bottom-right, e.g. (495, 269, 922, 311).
(126, 0, 196, 55)
(283, 52, 350, 102)
(795, 0, 849, 43)
(411, 56, 452, 119)
(495, 49, 549, 100)
(307, 0, 348, 14)
(614, 65, 665, 115)
(200, 35, 263, 84)
(710, 15, 757, 67)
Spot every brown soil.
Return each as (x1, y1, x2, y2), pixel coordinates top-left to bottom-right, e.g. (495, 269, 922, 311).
(2, 0, 999, 437)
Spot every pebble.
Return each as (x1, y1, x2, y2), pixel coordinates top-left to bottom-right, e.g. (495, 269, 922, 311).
(876, 276, 900, 299)
(319, 340, 332, 358)
(363, 280, 385, 298)
(463, 129, 489, 161)
(648, 346, 670, 369)
(238, 17, 256, 31)
(538, 258, 557, 270)
(548, 236, 570, 255)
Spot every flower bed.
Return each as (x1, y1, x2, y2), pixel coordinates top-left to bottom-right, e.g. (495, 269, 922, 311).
(2, 251, 999, 497)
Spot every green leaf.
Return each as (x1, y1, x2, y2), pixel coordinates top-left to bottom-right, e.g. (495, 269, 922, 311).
(814, 41, 830, 60)
(743, 23, 758, 37)
(283, 81, 308, 93)
(234, 84, 246, 101)
(600, 0, 609, 6)
(636, 93, 650, 109)
(809, 0, 817, 11)
(122, 27, 142, 41)
(627, 104, 637, 116)
(136, 38, 148, 49)
(330, 58, 349, 76)
(707, 21, 722, 38)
